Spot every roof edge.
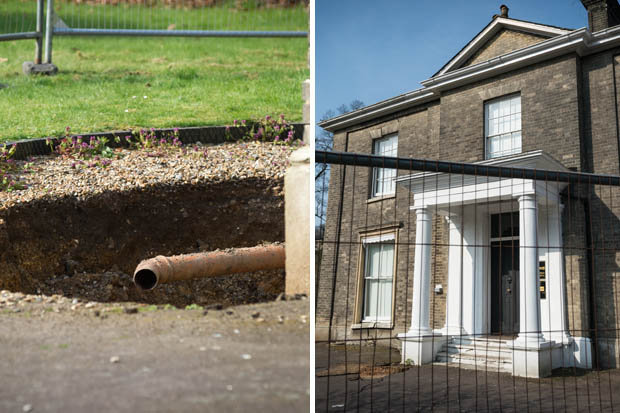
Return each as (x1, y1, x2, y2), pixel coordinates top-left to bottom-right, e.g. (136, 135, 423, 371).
(319, 25, 620, 133)
(434, 17, 573, 77)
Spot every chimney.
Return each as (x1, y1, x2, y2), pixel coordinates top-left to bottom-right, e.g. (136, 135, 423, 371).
(581, 0, 620, 32)
(493, 5, 509, 19)
(500, 5, 509, 18)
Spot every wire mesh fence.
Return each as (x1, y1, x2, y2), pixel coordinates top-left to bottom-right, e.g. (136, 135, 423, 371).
(0, 0, 43, 58)
(51, 0, 309, 37)
(316, 150, 620, 412)
(1, 0, 307, 69)
(0, 0, 39, 39)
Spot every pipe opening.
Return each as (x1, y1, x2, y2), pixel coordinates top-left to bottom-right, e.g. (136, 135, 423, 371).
(134, 269, 158, 290)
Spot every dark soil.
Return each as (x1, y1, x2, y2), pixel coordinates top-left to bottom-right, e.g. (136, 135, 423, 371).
(36, 267, 284, 308)
(0, 178, 284, 307)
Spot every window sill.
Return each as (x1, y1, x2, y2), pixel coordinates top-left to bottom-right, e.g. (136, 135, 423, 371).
(366, 194, 395, 204)
(352, 321, 393, 330)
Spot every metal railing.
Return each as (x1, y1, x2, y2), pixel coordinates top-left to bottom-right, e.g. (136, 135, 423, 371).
(1, 0, 308, 69)
(51, 0, 308, 38)
(316, 150, 620, 412)
(0, 0, 46, 64)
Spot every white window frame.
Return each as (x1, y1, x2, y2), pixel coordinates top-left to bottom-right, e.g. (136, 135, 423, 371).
(360, 233, 396, 323)
(485, 94, 522, 159)
(371, 134, 398, 197)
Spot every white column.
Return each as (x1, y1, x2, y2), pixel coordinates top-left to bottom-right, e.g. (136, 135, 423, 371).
(517, 194, 544, 345)
(410, 206, 432, 336)
(547, 204, 572, 343)
(445, 212, 464, 336)
(460, 204, 489, 336)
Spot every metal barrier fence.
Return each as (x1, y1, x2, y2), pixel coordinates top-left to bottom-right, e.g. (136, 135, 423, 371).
(316, 150, 620, 412)
(51, 0, 308, 38)
(1, 0, 307, 69)
(0, 0, 46, 64)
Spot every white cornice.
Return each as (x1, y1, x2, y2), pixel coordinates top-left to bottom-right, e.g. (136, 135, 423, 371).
(317, 90, 437, 133)
(394, 151, 569, 208)
(396, 150, 570, 187)
(319, 25, 620, 133)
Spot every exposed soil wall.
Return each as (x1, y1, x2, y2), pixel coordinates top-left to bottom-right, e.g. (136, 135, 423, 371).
(0, 178, 285, 306)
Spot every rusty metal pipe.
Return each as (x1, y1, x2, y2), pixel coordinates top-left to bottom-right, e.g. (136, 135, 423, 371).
(133, 244, 285, 290)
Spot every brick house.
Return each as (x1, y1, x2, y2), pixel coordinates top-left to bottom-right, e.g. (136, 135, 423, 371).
(317, 1, 620, 378)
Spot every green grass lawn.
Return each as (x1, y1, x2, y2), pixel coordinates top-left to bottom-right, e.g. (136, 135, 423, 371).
(0, 1, 308, 142)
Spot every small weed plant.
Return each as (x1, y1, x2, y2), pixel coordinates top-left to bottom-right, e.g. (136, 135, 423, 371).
(126, 128, 182, 156)
(0, 143, 30, 192)
(226, 114, 300, 146)
(46, 127, 119, 169)
(24, 118, 298, 189)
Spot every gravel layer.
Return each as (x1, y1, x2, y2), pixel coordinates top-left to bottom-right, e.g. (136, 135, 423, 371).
(0, 287, 308, 316)
(0, 141, 296, 210)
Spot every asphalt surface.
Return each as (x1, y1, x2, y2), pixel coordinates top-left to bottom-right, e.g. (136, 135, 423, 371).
(0, 299, 309, 412)
(316, 342, 619, 412)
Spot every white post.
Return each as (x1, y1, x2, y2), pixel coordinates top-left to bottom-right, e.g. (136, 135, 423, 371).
(517, 194, 544, 345)
(398, 205, 446, 365)
(547, 204, 571, 343)
(410, 206, 432, 336)
(512, 193, 552, 378)
(461, 204, 489, 336)
(445, 212, 464, 336)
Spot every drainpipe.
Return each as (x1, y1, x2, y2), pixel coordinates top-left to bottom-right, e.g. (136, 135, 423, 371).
(612, 53, 620, 175)
(583, 195, 599, 369)
(133, 244, 285, 290)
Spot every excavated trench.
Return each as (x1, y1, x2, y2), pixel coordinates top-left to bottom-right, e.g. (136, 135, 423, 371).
(0, 178, 285, 308)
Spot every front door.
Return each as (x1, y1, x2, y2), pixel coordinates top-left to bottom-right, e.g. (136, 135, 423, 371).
(490, 212, 520, 335)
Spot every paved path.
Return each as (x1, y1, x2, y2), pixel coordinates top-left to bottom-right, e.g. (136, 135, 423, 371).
(0, 299, 309, 412)
(316, 342, 619, 412)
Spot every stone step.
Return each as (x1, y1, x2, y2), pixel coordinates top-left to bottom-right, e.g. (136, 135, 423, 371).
(434, 356, 514, 374)
(435, 336, 516, 372)
(445, 343, 513, 359)
(452, 336, 513, 346)
(440, 346, 512, 362)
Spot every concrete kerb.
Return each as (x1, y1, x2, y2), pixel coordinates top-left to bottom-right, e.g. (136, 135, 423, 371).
(5, 123, 307, 160)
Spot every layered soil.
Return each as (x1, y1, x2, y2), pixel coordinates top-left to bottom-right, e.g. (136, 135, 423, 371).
(0, 141, 294, 307)
(0, 179, 284, 305)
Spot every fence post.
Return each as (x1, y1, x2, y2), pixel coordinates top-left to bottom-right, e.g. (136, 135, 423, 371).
(22, 0, 58, 75)
(44, 0, 54, 64)
(35, 0, 44, 64)
(284, 145, 310, 296)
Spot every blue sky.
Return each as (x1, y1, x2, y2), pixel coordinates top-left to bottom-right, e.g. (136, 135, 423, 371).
(316, 0, 587, 124)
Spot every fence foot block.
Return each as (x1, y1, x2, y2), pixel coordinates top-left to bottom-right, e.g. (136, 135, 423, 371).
(22, 62, 58, 76)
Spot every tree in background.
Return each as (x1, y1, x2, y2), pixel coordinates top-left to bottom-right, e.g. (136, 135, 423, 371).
(315, 99, 364, 239)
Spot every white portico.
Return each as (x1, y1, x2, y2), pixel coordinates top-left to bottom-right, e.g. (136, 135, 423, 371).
(395, 151, 592, 378)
